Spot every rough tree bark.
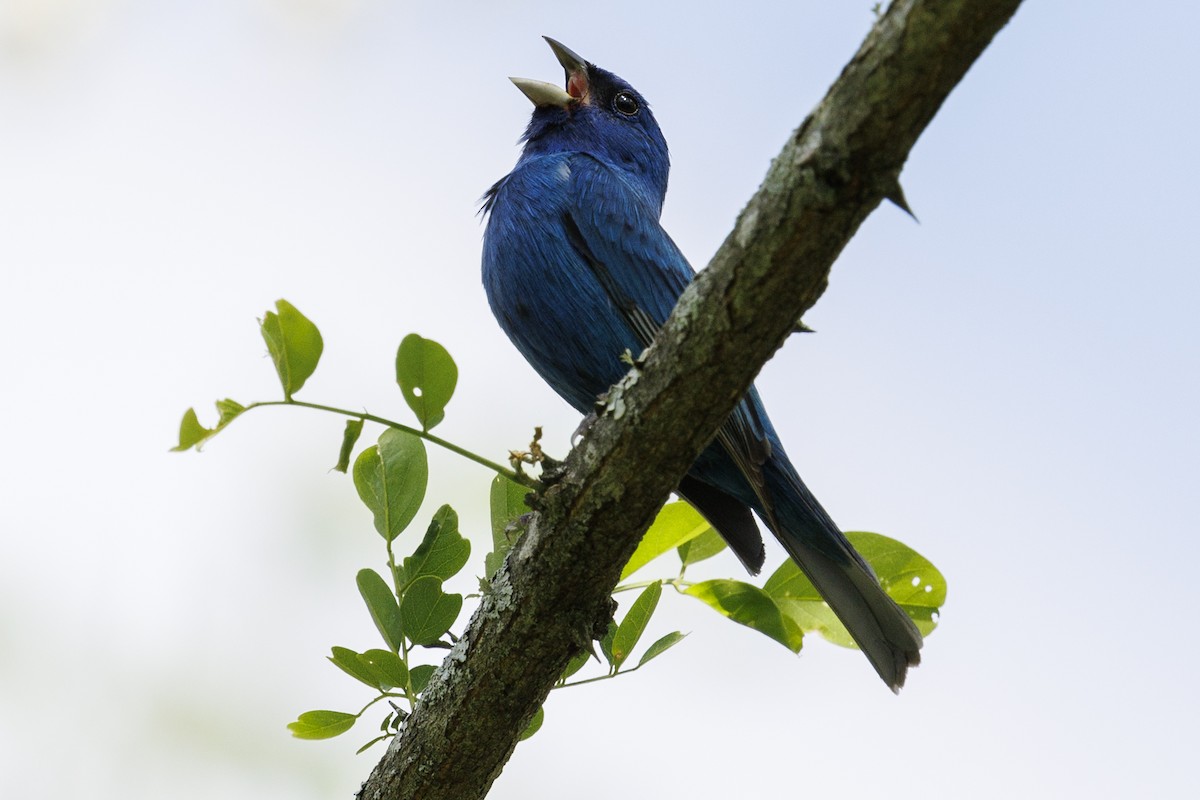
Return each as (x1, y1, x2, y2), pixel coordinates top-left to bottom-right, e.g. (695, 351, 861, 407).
(359, 1, 1024, 797)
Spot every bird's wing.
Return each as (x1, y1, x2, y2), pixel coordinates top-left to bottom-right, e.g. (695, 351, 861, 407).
(561, 157, 685, 347)
(564, 156, 775, 546)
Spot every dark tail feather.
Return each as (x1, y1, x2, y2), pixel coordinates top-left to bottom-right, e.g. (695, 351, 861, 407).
(765, 461, 923, 692)
(677, 475, 765, 574)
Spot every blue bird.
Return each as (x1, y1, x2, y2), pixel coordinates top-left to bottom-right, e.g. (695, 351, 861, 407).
(482, 38, 922, 690)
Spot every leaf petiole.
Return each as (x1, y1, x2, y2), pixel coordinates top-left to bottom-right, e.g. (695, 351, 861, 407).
(243, 399, 541, 490)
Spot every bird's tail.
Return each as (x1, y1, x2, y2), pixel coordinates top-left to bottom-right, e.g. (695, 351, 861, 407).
(764, 457, 923, 692)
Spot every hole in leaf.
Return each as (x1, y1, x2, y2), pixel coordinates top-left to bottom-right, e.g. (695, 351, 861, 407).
(925, 584, 933, 593)
(911, 576, 921, 587)
(412, 387, 423, 397)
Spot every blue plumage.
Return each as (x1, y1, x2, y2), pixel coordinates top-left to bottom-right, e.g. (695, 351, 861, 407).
(482, 38, 922, 690)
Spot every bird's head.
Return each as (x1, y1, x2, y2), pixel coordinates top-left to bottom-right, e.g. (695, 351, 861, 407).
(510, 37, 670, 210)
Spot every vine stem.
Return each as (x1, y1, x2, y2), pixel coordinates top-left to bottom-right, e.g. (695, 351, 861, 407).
(612, 577, 690, 594)
(244, 399, 541, 490)
(556, 662, 649, 689)
(356, 692, 407, 718)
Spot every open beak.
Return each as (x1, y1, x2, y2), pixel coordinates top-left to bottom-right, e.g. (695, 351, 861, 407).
(510, 37, 590, 108)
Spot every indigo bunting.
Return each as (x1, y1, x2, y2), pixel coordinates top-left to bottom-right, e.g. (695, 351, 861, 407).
(482, 38, 922, 690)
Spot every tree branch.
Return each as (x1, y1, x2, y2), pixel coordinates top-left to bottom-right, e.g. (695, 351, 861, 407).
(358, 1, 1023, 797)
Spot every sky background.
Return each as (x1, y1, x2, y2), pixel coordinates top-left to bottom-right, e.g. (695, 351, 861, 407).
(1, 1, 1197, 797)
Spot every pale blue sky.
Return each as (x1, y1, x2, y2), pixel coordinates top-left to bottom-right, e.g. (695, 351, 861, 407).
(1, 2, 1196, 798)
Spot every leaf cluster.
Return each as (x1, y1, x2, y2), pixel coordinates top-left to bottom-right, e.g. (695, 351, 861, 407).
(174, 299, 947, 753)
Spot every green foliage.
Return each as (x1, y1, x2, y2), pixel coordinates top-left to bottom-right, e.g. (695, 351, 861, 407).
(486, 474, 529, 579)
(356, 569, 404, 653)
(638, 631, 687, 668)
(519, 707, 545, 741)
(172, 399, 244, 452)
(260, 299, 323, 400)
(358, 650, 410, 690)
(400, 506, 470, 588)
(177, 297, 949, 754)
(559, 649, 592, 682)
(327, 647, 411, 692)
(353, 430, 427, 542)
(611, 582, 661, 668)
(409, 665, 437, 694)
(399, 576, 463, 646)
(685, 580, 803, 652)
(334, 419, 364, 473)
(598, 618, 618, 667)
(764, 531, 947, 647)
(287, 710, 356, 740)
(396, 333, 458, 431)
(620, 501, 713, 580)
(677, 526, 727, 566)
(328, 646, 388, 691)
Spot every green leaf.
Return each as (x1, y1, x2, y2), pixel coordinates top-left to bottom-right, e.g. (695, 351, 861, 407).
(560, 648, 592, 681)
(358, 649, 409, 691)
(611, 582, 662, 669)
(763, 557, 840, 644)
(260, 299, 323, 400)
(215, 398, 244, 424)
(356, 734, 391, 755)
(171, 399, 245, 452)
(399, 576, 463, 646)
(328, 646, 383, 690)
(621, 501, 713, 580)
(400, 505, 471, 588)
(409, 664, 437, 694)
(845, 531, 947, 611)
(173, 408, 208, 451)
(677, 526, 727, 566)
(763, 558, 821, 600)
(598, 618, 618, 667)
(486, 475, 530, 579)
(764, 531, 947, 648)
(519, 706, 544, 741)
(637, 631, 688, 668)
(334, 418, 364, 473)
(356, 568, 404, 652)
(395, 333, 458, 431)
(287, 710, 356, 739)
(685, 579, 803, 653)
(353, 429, 428, 542)
(771, 594, 851, 647)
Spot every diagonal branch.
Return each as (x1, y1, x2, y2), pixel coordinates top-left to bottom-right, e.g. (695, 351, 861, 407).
(358, 1, 1023, 798)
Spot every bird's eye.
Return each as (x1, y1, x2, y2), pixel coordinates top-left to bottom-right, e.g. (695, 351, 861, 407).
(613, 91, 639, 116)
